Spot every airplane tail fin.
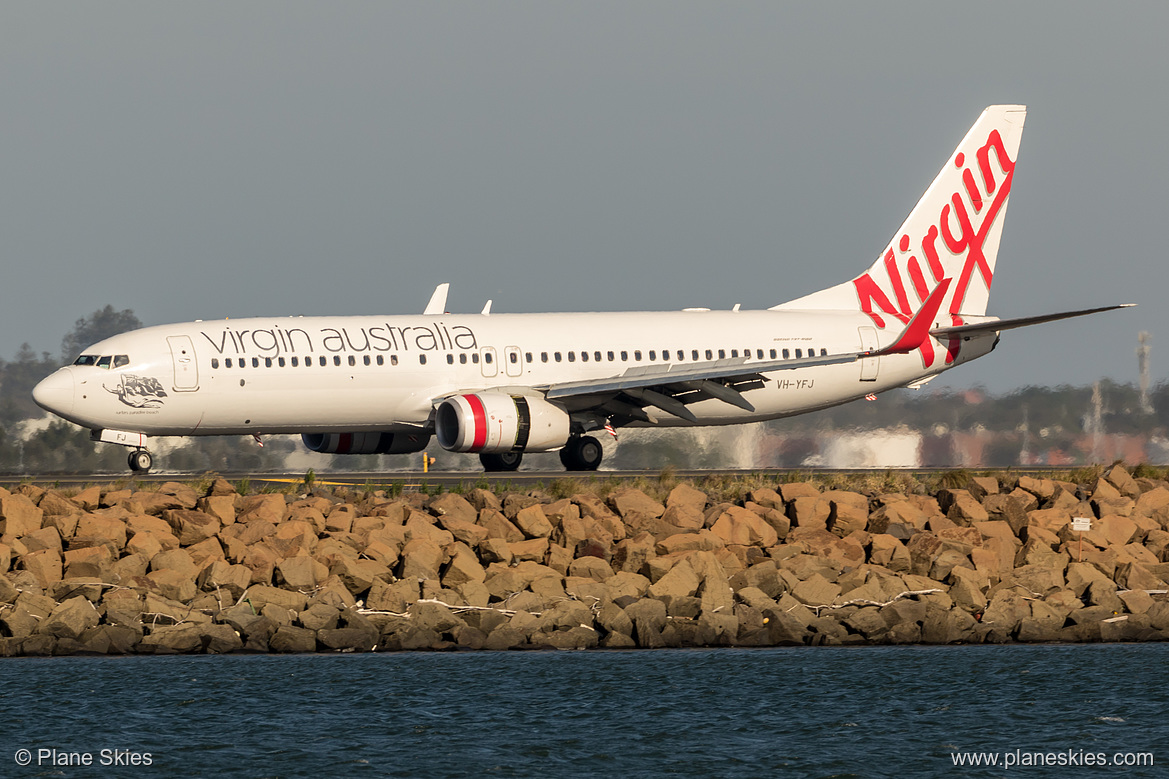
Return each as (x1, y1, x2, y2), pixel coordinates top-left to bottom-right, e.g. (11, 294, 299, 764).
(772, 105, 1027, 327)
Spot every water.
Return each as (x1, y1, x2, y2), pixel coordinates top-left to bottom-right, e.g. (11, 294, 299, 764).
(1, 645, 1166, 778)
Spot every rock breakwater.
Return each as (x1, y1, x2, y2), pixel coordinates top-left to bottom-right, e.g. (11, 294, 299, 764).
(3, 466, 1169, 655)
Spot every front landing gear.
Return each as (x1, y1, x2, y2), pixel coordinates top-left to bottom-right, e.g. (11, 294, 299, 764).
(559, 435, 603, 471)
(128, 449, 153, 473)
(480, 451, 523, 472)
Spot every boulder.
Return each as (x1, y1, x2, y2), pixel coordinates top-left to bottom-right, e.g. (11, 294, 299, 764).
(427, 493, 478, 525)
(276, 556, 328, 590)
(787, 497, 831, 531)
(609, 488, 666, 521)
(37, 596, 100, 640)
(1, 494, 44, 537)
(709, 507, 779, 548)
(19, 549, 62, 588)
(237, 494, 288, 525)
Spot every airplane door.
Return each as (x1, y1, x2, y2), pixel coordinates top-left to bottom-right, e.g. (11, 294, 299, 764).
(858, 327, 879, 382)
(480, 347, 498, 378)
(504, 346, 522, 378)
(167, 335, 200, 391)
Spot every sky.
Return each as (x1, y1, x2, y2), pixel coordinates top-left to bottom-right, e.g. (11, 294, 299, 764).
(1, 2, 1165, 394)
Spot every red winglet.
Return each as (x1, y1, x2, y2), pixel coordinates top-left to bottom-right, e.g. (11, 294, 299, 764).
(873, 278, 952, 355)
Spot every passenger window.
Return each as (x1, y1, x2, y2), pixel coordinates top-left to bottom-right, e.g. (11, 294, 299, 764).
(225, 358, 233, 368)
(376, 355, 384, 366)
(730, 350, 738, 358)
(460, 353, 467, 364)
(541, 352, 549, 363)
(770, 349, 777, 359)
(97, 356, 112, 369)
(346, 355, 354, 367)
(648, 350, 656, 361)
(291, 357, 298, 367)
(525, 352, 533, 362)
(420, 355, 427, 365)
(510, 352, 518, 363)
(620, 351, 628, 361)
(333, 356, 341, 366)
(485, 353, 493, 364)
(363, 355, 371, 366)
(391, 355, 398, 366)
(594, 351, 602, 362)
(821, 348, 828, 356)
(634, 351, 642, 361)
(319, 356, 326, 366)
(795, 349, 803, 358)
(472, 353, 480, 364)
(74, 355, 98, 366)
(252, 357, 260, 368)
(607, 351, 615, 361)
(447, 354, 455, 364)
(580, 351, 588, 362)
(278, 357, 286, 367)
(265, 358, 273, 368)
(783, 349, 790, 359)
(568, 352, 576, 362)
(677, 350, 684, 361)
(555, 352, 562, 362)
(211, 358, 219, 369)
(692, 350, 699, 361)
(718, 349, 726, 359)
(705, 349, 712, 360)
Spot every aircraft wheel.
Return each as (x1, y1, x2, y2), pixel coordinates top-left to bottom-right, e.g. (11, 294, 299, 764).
(561, 436, 602, 471)
(480, 451, 522, 472)
(128, 449, 153, 473)
(575, 436, 603, 471)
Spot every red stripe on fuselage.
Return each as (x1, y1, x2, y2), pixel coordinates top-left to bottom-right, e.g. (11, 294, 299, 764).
(465, 394, 488, 451)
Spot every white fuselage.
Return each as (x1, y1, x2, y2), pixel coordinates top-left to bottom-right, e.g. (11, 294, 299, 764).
(34, 308, 996, 438)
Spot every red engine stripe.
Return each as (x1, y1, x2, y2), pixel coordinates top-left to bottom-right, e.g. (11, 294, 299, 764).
(465, 394, 488, 451)
(338, 433, 352, 454)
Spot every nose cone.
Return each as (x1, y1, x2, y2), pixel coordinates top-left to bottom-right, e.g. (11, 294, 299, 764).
(33, 368, 75, 417)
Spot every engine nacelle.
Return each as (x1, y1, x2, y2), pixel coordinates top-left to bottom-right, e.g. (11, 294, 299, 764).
(435, 393, 571, 453)
(301, 432, 430, 455)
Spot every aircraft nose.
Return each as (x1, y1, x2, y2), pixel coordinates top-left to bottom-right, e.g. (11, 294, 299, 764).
(33, 368, 75, 416)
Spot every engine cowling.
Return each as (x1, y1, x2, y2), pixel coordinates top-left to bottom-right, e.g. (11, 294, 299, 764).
(435, 393, 570, 453)
(301, 432, 430, 455)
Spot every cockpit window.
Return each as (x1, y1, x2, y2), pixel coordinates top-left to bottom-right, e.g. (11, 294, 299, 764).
(113, 355, 129, 368)
(74, 355, 99, 366)
(96, 356, 112, 369)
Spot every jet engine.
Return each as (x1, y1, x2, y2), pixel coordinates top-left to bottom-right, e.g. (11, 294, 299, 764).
(301, 431, 430, 455)
(435, 393, 570, 453)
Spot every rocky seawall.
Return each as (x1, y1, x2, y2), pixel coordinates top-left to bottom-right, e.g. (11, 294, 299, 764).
(2, 466, 1168, 656)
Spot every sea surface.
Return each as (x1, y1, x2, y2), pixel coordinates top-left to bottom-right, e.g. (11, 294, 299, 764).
(1, 644, 1166, 778)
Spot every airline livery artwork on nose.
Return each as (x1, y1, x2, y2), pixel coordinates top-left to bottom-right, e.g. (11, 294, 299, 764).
(105, 375, 169, 409)
(33, 106, 1131, 473)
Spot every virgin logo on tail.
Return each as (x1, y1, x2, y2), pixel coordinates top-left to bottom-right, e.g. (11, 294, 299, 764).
(854, 129, 1017, 367)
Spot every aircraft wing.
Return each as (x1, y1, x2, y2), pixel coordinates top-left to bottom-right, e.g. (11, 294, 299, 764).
(540, 279, 951, 422)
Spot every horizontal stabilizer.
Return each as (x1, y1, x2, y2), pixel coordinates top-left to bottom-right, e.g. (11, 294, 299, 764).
(872, 278, 951, 356)
(929, 304, 1135, 339)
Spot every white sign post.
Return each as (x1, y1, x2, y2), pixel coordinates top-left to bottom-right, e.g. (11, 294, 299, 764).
(1072, 517, 1092, 561)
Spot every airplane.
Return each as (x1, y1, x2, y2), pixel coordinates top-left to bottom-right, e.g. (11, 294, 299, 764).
(33, 105, 1131, 474)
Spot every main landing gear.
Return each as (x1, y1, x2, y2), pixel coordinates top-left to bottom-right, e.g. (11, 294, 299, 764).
(127, 449, 153, 473)
(559, 435, 603, 471)
(479, 451, 523, 472)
